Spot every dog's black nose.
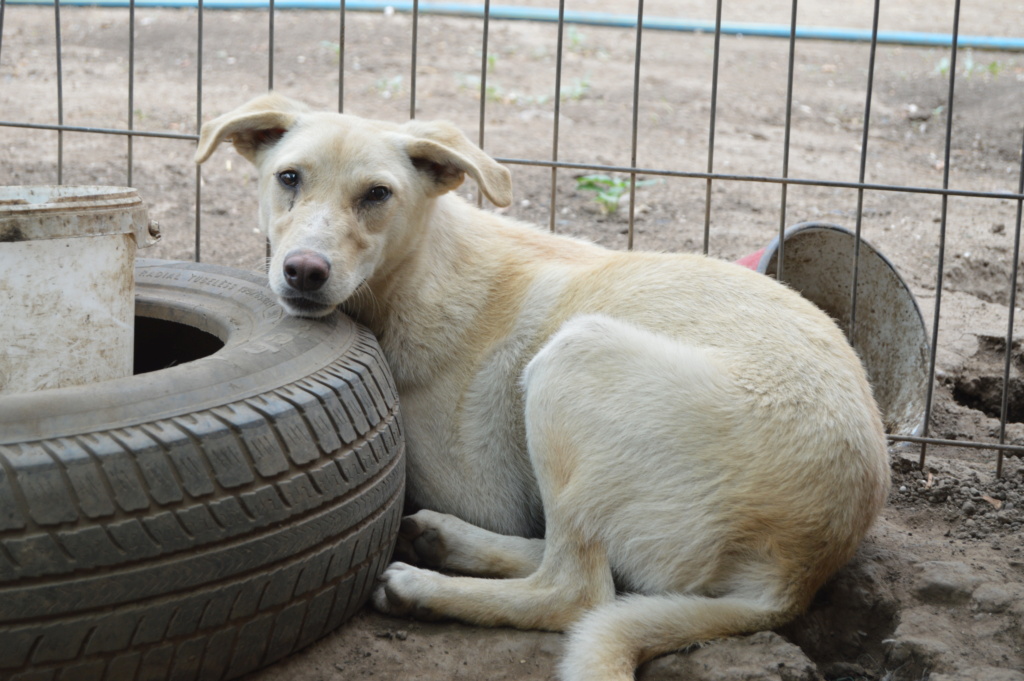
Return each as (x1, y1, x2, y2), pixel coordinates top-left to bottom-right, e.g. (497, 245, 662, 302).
(283, 250, 331, 292)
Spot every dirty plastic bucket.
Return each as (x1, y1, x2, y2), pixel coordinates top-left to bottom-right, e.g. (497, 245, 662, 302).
(737, 222, 930, 437)
(0, 186, 159, 393)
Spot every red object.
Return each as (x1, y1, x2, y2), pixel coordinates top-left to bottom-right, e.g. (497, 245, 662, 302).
(734, 247, 766, 270)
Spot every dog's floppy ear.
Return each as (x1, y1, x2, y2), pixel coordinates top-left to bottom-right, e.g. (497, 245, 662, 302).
(194, 93, 311, 165)
(402, 120, 513, 208)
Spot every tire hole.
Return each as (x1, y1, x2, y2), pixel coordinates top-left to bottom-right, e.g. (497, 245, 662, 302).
(134, 316, 225, 374)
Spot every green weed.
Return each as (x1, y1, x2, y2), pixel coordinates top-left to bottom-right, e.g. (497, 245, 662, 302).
(375, 75, 403, 99)
(935, 49, 1004, 79)
(567, 26, 586, 52)
(560, 77, 591, 101)
(575, 174, 660, 215)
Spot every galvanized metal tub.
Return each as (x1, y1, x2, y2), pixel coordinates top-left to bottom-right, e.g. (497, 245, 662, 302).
(738, 222, 930, 437)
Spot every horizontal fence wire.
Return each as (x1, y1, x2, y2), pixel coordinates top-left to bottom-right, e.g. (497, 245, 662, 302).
(1, 122, 1021, 203)
(1, 0, 1023, 474)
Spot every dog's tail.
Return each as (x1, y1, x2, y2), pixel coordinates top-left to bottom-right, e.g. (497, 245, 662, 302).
(558, 592, 793, 681)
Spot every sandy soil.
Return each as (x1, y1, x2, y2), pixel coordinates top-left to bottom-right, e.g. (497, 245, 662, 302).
(2, 1, 1024, 679)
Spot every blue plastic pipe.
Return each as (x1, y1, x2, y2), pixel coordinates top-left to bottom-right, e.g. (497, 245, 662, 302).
(8, 0, 1024, 51)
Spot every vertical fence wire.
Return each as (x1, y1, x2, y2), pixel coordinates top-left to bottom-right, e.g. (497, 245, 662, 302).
(127, 0, 135, 186)
(776, 0, 800, 282)
(194, 0, 203, 261)
(919, 0, 962, 470)
(338, 0, 345, 112)
(476, 0, 490, 207)
(701, 0, 723, 256)
(624, 0, 644, 251)
(53, 0, 63, 184)
(409, 0, 418, 118)
(547, 0, 565, 233)
(996, 126, 1024, 477)
(267, 0, 275, 261)
(847, 0, 882, 345)
(0, 0, 5, 65)
(268, 0, 274, 90)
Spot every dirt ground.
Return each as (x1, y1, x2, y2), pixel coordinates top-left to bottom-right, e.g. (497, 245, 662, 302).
(2, 1, 1024, 679)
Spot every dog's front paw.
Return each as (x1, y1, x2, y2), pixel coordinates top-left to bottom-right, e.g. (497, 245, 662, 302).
(393, 510, 451, 569)
(372, 562, 444, 620)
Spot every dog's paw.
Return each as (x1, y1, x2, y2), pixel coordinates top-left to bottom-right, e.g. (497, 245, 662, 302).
(393, 510, 451, 569)
(372, 562, 444, 620)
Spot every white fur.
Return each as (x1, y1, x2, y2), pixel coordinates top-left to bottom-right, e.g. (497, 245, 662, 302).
(197, 94, 891, 681)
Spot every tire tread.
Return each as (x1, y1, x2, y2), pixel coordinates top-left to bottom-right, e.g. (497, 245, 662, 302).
(0, 310, 404, 681)
(0, 339, 400, 583)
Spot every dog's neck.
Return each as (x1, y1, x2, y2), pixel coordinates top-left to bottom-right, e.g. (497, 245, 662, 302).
(345, 195, 504, 388)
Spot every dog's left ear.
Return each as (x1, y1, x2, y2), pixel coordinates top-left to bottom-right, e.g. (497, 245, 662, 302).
(195, 93, 311, 165)
(402, 121, 513, 208)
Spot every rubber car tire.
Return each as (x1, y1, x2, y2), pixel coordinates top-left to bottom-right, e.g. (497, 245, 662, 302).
(0, 259, 405, 681)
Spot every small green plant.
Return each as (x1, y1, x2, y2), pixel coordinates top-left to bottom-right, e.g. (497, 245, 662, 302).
(934, 49, 1003, 79)
(456, 73, 555, 106)
(575, 174, 660, 215)
(375, 75, 403, 99)
(567, 26, 586, 52)
(484, 81, 507, 103)
(560, 76, 591, 102)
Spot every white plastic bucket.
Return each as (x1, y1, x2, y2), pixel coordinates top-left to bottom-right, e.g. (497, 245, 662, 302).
(0, 186, 159, 393)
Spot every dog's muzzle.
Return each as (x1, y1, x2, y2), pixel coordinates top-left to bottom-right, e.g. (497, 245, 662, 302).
(278, 249, 336, 317)
(283, 249, 331, 292)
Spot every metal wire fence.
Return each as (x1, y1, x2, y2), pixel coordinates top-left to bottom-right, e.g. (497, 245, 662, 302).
(1, 0, 1023, 475)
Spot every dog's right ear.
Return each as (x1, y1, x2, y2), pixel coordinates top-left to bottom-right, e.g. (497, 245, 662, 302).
(194, 93, 310, 165)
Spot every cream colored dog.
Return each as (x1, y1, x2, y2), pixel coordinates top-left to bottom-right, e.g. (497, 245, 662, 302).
(196, 93, 890, 681)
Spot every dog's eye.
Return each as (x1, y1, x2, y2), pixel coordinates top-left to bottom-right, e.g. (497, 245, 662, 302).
(365, 186, 391, 203)
(277, 170, 300, 188)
